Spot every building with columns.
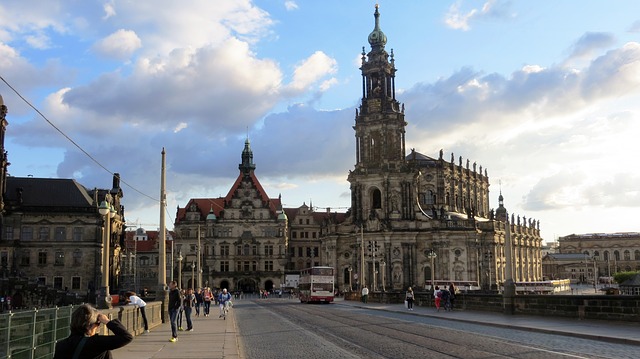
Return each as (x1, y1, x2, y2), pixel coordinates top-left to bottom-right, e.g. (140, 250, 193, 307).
(168, 6, 545, 295)
(322, 5, 544, 292)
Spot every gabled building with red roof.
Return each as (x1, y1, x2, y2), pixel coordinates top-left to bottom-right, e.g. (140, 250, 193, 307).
(174, 138, 289, 292)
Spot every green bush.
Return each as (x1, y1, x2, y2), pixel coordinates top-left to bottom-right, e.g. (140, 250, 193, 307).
(613, 271, 640, 284)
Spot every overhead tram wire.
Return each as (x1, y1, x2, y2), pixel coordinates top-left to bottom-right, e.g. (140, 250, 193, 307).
(0, 75, 159, 203)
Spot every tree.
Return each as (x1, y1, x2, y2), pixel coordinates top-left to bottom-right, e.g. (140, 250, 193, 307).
(613, 271, 639, 284)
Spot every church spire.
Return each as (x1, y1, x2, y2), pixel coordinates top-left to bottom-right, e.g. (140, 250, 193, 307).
(368, 4, 387, 51)
(239, 136, 256, 174)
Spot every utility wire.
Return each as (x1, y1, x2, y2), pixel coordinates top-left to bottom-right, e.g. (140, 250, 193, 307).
(0, 75, 159, 203)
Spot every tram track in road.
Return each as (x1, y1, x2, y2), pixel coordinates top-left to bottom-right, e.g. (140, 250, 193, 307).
(252, 300, 609, 359)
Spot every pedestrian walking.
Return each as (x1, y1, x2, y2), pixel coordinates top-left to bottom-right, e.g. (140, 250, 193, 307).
(203, 287, 212, 316)
(361, 286, 369, 303)
(195, 288, 203, 317)
(218, 288, 232, 319)
(177, 289, 185, 331)
(168, 281, 181, 342)
(405, 287, 415, 310)
(126, 291, 149, 333)
(441, 286, 451, 311)
(448, 282, 457, 310)
(434, 285, 441, 311)
(54, 304, 132, 358)
(183, 288, 195, 331)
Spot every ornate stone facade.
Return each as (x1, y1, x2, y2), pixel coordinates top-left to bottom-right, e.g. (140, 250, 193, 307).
(552, 232, 640, 282)
(174, 139, 289, 293)
(0, 175, 125, 303)
(323, 6, 544, 292)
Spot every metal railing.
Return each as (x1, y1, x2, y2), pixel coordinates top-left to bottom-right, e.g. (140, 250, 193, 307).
(0, 305, 77, 359)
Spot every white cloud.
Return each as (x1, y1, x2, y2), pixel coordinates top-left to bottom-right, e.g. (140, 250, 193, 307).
(103, 2, 117, 19)
(92, 29, 142, 60)
(174, 122, 188, 133)
(444, 0, 515, 31)
(445, 2, 477, 31)
(567, 32, 616, 60)
(284, 1, 298, 11)
(287, 51, 338, 92)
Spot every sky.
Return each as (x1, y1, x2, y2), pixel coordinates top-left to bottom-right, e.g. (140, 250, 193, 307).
(1, 1, 639, 243)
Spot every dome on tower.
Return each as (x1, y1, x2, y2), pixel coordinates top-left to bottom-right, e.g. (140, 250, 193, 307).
(368, 4, 387, 49)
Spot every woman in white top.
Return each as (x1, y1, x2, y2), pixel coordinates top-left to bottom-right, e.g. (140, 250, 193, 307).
(126, 291, 149, 332)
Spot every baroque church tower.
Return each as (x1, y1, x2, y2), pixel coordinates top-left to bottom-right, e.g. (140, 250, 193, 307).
(330, 5, 543, 292)
(348, 4, 411, 223)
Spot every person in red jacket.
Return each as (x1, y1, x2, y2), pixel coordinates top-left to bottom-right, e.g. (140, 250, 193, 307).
(54, 304, 132, 359)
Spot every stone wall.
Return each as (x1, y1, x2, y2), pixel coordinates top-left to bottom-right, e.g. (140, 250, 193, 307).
(357, 291, 640, 322)
(98, 301, 163, 336)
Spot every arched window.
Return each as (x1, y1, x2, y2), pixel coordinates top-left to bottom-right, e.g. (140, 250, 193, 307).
(604, 251, 610, 261)
(593, 251, 600, 259)
(614, 250, 620, 261)
(624, 250, 631, 261)
(243, 244, 251, 256)
(371, 188, 382, 209)
(635, 250, 640, 260)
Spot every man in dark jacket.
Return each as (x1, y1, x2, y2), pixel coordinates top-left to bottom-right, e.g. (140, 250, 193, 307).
(168, 280, 181, 342)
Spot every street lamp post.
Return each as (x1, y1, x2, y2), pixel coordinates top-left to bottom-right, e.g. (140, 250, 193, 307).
(191, 261, 195, 289)
(427, 249, 437, 290)
(380, 260, 386, 292)
(97, 200, 113, 309)
(593, 256, 598, 293)
(374, 269, 378, 291)
(348, 266, 352, 292)
(177, 252, 183, 289)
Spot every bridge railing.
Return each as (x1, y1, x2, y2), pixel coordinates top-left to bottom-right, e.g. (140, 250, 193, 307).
(0, 302, 163, 359)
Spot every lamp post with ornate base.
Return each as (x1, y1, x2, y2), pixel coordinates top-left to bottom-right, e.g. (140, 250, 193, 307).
(97, 200, 113, 309)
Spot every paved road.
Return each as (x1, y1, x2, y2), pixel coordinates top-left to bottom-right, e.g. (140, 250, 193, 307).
(110, 297, 640, 358)
(236, 299, 640, 359)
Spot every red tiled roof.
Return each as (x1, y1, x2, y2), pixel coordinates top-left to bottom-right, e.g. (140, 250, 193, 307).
(175, 170, 282, 225)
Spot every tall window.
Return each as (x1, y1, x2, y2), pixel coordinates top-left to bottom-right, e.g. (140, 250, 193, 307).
(71, 276, 81, 290)
(624, 250, 631, 261)
(21, 227, 33, 241)
(38, 251, 47, 265)
(4, 226, 13, 240)
(614, 250, 621, 261)
(220, 261, 229, 272)
(371, 188, 382, 209)
(54, 227, 66, 241)
(73, 227, 83, 241)
(21, 250, 30, 266)
(39, 227, 50, 240)
(243, 261, 250, 271)
(55, 251, 65, 266)
(220, 244, 230, 257)
(243, 244, 250, 256)
(53, 277, 63, 289)
(264, 245, 274, 256)
(264, 260, 273, 271)
(73, 250, 82, 266)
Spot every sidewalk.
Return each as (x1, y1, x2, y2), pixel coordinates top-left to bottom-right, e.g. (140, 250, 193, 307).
(112, 308, 242, 359)
(339, 299, 640, 346)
